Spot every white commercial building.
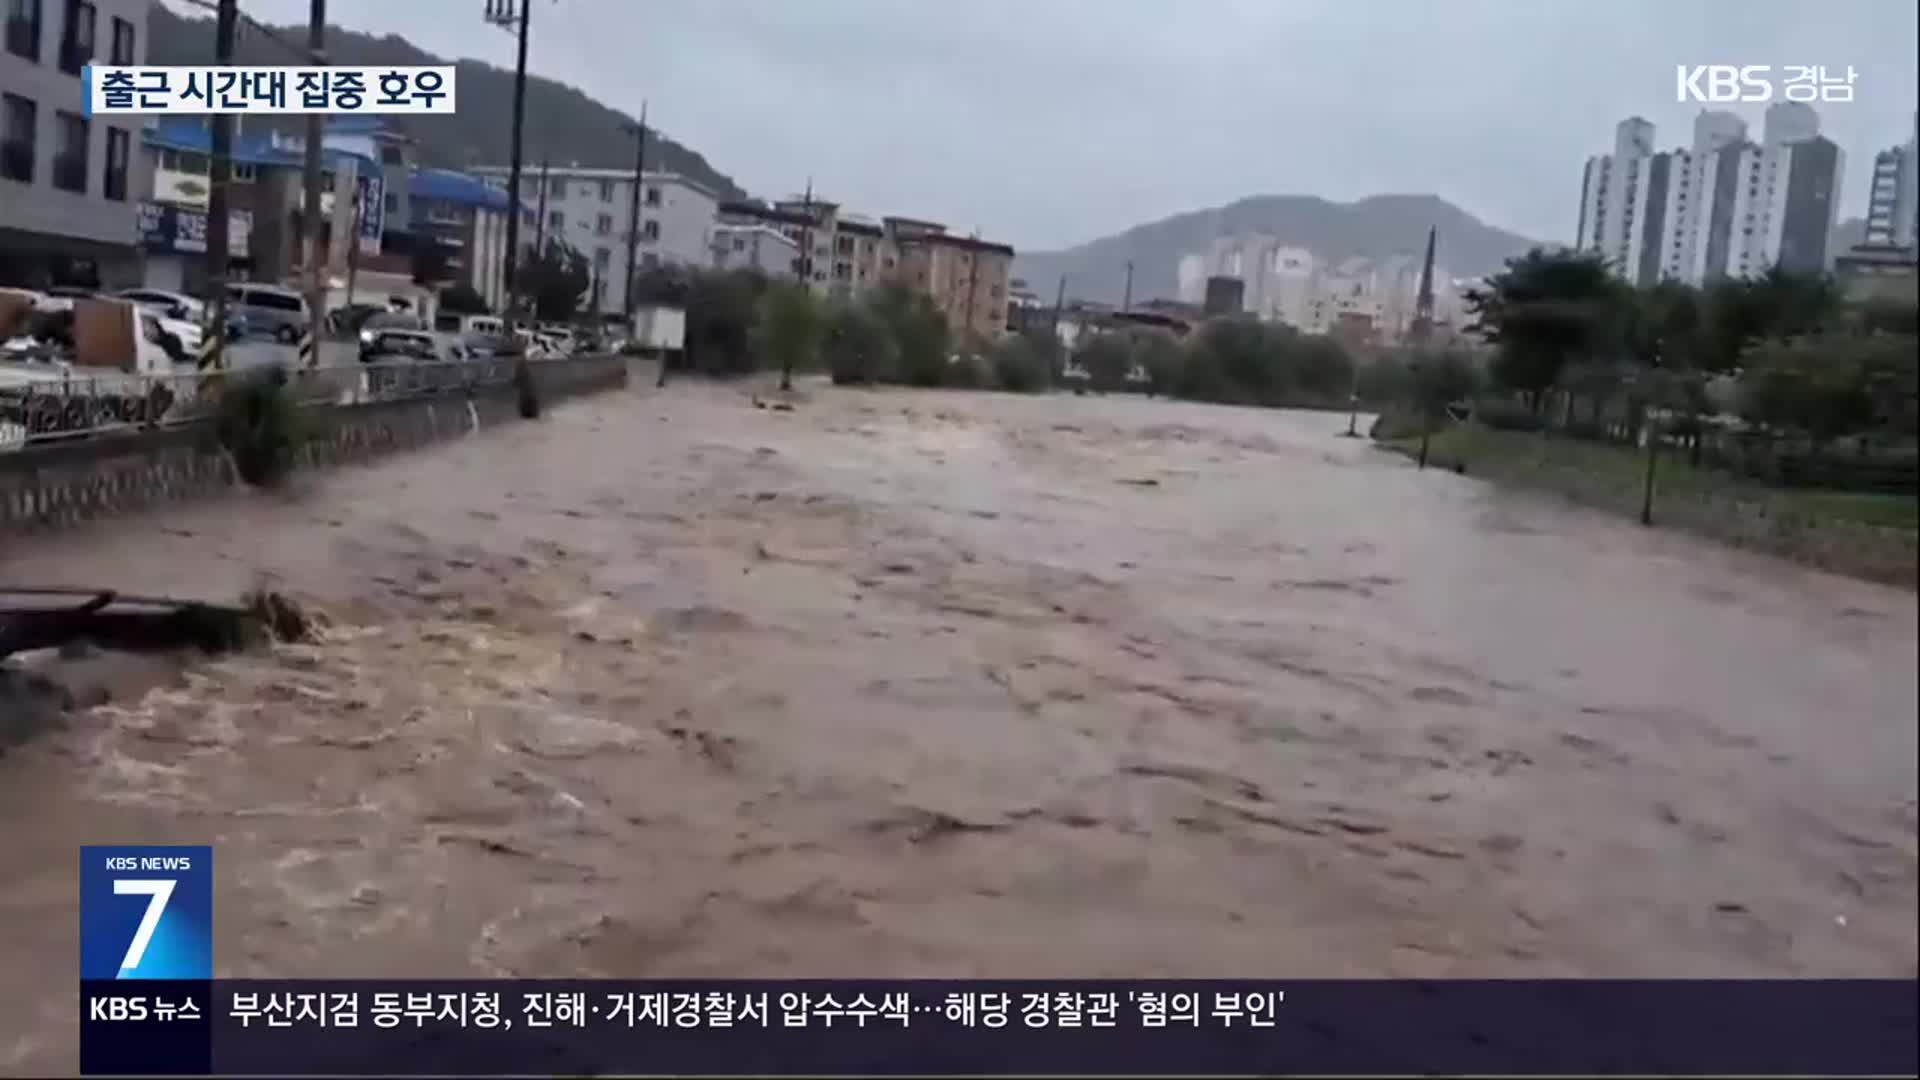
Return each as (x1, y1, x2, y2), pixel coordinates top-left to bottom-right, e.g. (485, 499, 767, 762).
(472, 165, 719, 310)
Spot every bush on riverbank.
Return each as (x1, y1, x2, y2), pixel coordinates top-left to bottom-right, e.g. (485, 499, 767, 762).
(1378, 423, 1919, 586)
(213, 366, 305, 487)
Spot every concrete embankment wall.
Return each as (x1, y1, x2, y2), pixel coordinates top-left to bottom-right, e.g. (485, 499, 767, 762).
(0, 355, 626, 537)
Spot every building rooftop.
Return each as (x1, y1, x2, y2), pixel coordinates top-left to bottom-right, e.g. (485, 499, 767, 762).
(324, 115, 408, 141)
(469, 164, 719, 200)
(410, 168, 512, 213)
(718, 200, 815, 228)
(144, 117, 376, 172)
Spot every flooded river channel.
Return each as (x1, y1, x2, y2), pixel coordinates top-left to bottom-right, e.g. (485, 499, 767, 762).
(1, 377, 1913, 1070)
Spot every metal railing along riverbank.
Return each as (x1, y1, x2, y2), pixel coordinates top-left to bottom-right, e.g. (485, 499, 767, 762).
(0, 358, 540, 451)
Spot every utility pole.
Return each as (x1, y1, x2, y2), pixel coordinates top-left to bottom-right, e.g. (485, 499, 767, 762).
(344, 183, 362, 307)
(1049, 274, 1066, 387)
(301, 0, 326, 364)
(533, 158, 550, 256)
(963, 236, 980, 343)
(201, 0, 239, 370)
(484, 0, 534, 321)
(799, 176, 815, 287)
(621, 102, 647, 330)
(1122, 260, 1134, 312)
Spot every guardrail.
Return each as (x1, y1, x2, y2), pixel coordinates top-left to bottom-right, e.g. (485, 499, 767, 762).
(1, 358, 532, 451)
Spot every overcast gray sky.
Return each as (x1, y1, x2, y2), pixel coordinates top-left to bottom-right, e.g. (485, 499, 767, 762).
(177, 0, 1917, 251)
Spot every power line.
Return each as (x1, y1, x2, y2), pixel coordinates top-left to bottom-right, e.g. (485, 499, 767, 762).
(171, 0, 315, 62)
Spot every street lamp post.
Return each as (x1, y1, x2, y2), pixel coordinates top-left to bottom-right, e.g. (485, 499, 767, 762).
(483, 0, 535, 321)
(1640, 354, 1664, 526)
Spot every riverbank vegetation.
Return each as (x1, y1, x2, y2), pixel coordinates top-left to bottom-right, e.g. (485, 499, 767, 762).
(1368, 247, 1918, 584)
(634, 265, 1363, 407)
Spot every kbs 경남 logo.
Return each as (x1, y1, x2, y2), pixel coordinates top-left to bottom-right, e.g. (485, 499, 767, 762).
(79, 846, 212, 979)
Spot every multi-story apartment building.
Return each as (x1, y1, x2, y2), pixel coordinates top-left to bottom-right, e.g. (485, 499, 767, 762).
(473, 164, 718, 310)
(710, 222, 800, 279)
(1174, 241, 1464, 344)
(1587, 104, 1843, 285)
(1864, 112, 1918, 249)
(722, 196, 1015, 340)
(2, 0, 149, 288)
(1576, 117, 1664, 281)
(1259, 246, 1317, 329)
(1654, 110, 1747, 284)
(887, 216, 1014, 342)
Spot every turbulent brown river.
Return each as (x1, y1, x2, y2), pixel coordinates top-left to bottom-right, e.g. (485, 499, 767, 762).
(2, 375, 1914, 1069)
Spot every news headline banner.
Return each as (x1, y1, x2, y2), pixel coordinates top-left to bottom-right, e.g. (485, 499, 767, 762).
(84, 66, 457, 115)
(79, 979, 1916, 1076)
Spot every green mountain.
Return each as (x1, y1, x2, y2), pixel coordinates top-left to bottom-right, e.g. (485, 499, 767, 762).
(146, 1, 745, 199)
(1015, 194, 1544, 305)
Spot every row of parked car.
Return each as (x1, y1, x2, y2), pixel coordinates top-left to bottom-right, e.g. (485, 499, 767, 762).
(4, 279, 602, 371)
(348, 312, 586, 366)
(2, 283, 311, 361)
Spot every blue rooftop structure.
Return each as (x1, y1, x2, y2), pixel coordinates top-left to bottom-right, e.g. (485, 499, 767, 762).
(142, 117, 377, 173)
(410, 168, 512, 214)
(324, 115, 393, 136)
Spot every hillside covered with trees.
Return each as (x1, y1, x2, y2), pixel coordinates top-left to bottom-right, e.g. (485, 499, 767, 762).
(146, 1, 746, 199)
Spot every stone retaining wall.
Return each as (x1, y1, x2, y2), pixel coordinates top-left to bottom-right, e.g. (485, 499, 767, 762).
(0, 355, 626, 537)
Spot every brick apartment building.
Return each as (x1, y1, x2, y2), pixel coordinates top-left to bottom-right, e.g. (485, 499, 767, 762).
(719, 197, 1015, 342)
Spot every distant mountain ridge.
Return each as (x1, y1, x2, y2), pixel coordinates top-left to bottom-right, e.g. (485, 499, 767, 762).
(1014, 194, 1545, 306)
(146, 1, 745, 200)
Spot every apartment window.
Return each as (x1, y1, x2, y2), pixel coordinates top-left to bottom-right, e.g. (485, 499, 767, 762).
(593, 247, 610, 272)
(59, 0, 93, 75)
(52, 110, 86, 192)
(641, 219, 659, 241)
(233, 162, 255, 182)
(383, 191, 398, 214)
(108, 12, 130, 63)
(548, 210, 564, 230)
(321, 170, 334, 192)
(6, 0, 40, 61)
(550, 177, 565, 197)
(644, 185, 660, 206)
(597, 179, 613, 201)
(1, 93, 34, 183)
(595, 212, 612, 235)
(732, 236, 745, 252)
(379, 144, 403, 166)
(835, 234, 854, 256)
(102, 124, 126, 200)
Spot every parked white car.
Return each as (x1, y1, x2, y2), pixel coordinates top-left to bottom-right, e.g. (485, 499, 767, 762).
(114, 288, 206, 326)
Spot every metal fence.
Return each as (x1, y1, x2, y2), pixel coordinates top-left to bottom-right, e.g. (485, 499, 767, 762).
(1, 358, 524, 451)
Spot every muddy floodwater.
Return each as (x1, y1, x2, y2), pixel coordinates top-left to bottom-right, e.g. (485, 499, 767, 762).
(2, 376, 1915, 1068)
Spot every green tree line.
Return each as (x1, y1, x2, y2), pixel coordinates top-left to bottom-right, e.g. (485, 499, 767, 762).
(1439, 248, 1919, 456)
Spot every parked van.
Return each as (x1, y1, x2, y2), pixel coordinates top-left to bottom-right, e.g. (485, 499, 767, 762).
(227, 283, 310, 343)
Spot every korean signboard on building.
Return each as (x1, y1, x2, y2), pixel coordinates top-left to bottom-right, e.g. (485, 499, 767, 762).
(138, 202, 251, 257)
